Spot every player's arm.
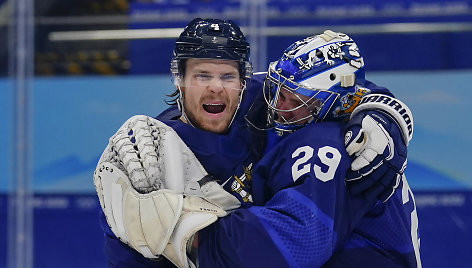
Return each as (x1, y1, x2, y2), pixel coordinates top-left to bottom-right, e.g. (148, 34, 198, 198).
(344, 82, 412, 202)
(198, 186, 347, 267)
(198, 125, 354, 267)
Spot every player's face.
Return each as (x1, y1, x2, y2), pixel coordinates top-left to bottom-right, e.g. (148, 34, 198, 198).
(180, 58, 242, 133)
(275, 87, 320, 125)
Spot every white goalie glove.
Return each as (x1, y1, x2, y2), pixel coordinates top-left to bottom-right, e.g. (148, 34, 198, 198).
(93, 115, 240, 267)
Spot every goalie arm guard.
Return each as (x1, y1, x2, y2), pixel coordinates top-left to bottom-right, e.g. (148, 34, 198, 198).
(93, 115, 240, 267)
(344, 94, 412, 202)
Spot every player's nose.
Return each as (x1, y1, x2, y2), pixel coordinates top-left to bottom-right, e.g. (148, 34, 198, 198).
(207, 80, 225, 93)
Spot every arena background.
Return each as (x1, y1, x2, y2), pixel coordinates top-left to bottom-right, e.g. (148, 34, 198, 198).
(1, 0, 471, 267)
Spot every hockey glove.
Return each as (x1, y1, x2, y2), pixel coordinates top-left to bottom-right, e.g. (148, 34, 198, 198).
(93, 115, 240, 267)
(344, 94, 413, 202)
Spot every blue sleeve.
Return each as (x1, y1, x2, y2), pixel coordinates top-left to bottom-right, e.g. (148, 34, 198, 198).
(197, 123, 354, 268)
(326, 176, 421, 267)
(198, 187, 345, 268)
(364, 79, 394, 97)
(99, 211, 175, 268)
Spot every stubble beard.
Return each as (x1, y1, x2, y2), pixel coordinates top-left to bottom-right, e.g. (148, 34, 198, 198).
(184, 103, 234, 134)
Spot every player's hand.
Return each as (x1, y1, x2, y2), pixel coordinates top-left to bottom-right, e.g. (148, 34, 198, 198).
(344, 110, 407, 202)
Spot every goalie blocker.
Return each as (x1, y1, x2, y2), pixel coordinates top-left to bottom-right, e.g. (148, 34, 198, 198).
(344, 94, 412, 202)
(351, 93, 413, 145)
(93, 115, 240, 268)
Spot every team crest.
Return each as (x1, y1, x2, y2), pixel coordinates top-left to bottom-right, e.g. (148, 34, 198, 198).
(335, 86, 370, 116)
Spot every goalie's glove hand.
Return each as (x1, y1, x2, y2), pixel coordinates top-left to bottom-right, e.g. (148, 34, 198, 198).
(344, 110, 407, 202)
(94, 162, 237, 263)
(93, 115, 240, 267)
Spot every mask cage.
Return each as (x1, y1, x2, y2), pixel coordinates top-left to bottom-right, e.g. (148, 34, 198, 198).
(263, 62, 340, 132)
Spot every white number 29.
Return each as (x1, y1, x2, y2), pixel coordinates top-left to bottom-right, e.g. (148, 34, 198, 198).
(291, 145, 341, 182)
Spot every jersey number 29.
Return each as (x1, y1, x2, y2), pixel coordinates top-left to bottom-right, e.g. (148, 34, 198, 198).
(291, 145, 341, 182)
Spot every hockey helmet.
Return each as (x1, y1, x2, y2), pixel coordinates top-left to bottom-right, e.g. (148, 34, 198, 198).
(171, 18, 252, 79)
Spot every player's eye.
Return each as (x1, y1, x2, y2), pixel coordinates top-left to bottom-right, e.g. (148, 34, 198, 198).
(195, 73, 212, 80)
(220, 74, 236, 82)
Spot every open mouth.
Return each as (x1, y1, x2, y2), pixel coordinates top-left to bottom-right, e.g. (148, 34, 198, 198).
(203, 103, 226, 114)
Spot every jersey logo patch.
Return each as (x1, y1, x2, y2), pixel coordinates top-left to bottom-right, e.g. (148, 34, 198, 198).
(335, 86, 370, 116)
(225, 163, 254, 204)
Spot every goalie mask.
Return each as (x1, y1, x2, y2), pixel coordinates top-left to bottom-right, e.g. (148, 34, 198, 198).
(264, 30, 368, 133)
(169, 18, 253, 132)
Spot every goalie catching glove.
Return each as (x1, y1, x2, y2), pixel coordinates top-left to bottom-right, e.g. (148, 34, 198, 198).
(93, 115, 240, 267)
(344, 94, 412, 202)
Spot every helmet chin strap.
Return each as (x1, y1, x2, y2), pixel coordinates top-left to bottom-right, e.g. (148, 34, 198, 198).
(227, 80, 246, 129)
(176, 84, 196, 128)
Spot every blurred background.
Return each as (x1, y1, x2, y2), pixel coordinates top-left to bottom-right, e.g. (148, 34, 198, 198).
(1, 0, 471, 267)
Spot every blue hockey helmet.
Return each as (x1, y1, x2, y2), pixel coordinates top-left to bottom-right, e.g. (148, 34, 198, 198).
(171, 18, 252, 79)
(264, 30, 369, 132)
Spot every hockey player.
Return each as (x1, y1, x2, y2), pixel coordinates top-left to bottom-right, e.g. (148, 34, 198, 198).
(193, 31, 420, 267)
(94, 19, 415, 267)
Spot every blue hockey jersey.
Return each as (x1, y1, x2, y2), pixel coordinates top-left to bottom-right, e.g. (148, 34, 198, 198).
(197, 121, 421, 268)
